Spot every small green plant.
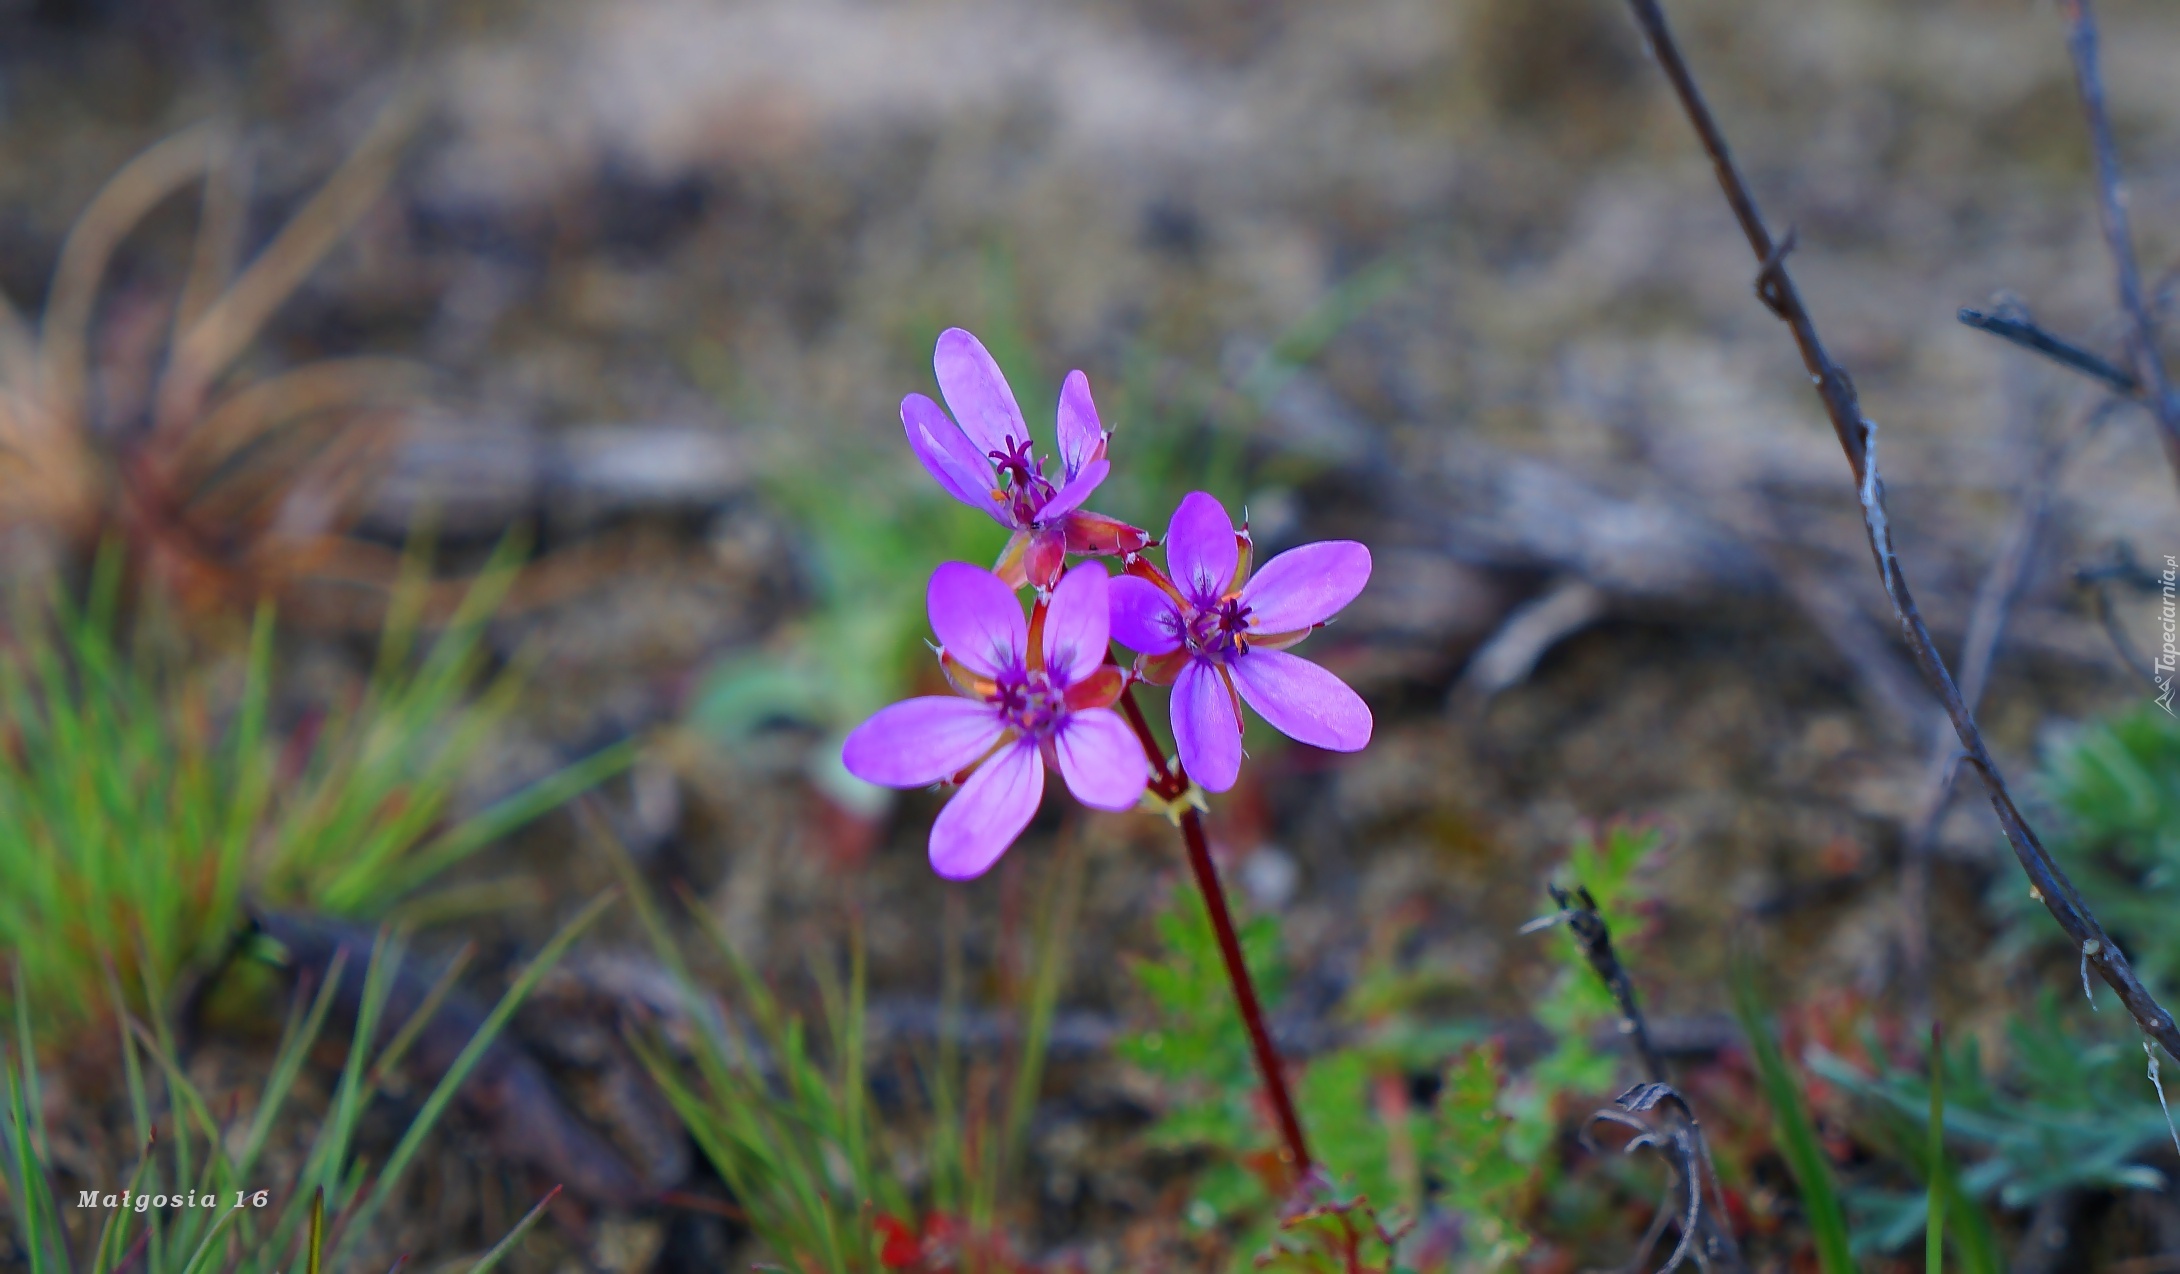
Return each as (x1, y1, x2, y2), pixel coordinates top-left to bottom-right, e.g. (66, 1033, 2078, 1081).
(600, 812, 1079, 1272)
(0, 542, 632, 1035)
(1116, 880, 1510, 1269)
(1813, 996, 2163, 1257)
(1516, 824, 1661, 1162)
(1118, 826, 1688, 1270)
(1252, 1195, 1410, 1274)
(1723, 984, 2009, 1270)
(2007, 703, 2180, 985)
(1424, 1044, 1531, 1270)
(1730, 964, 1853, 1274)
(0, 896, 604, 1274)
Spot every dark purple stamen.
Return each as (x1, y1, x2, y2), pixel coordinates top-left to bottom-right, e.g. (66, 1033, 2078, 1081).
(989, 435, 1058, 524)
(1186, 597, 1253, 662)
(992, 667, 1066, 740)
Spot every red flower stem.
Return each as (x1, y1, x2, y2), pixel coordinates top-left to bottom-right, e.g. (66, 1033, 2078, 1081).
(1116, 682, 1314, 1179)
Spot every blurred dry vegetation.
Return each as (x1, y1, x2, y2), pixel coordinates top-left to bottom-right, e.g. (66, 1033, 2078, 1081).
(6, 0, 2180, 1267)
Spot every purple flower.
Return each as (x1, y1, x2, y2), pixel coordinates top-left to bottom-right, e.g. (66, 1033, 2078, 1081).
(1107, 492, 1371, 793)
(842, 560, 1149, 879)
(900, 328, 1146, 589)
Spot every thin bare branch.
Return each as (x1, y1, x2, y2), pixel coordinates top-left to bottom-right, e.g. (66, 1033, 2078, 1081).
(1582, 1084, 1740, 1272)
(1957, 305, 2138, 398)
(1529, 888, 1745, 1270)
(2076, 541, 2165, 686)
(1898, 394, 2109, 1019)
(1616, 0, 2180, 1059)
(2059, 0, 2180, 481)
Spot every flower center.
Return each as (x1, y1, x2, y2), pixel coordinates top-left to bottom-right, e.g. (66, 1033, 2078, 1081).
(1185, 597, 1253, 663)
(992, 666, 1066, 740)
(989, 436, 1058, 524)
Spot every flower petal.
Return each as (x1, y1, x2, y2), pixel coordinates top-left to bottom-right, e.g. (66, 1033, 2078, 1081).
(1024, 528, 1067, 591)
(991, 529, 1031, 590)
(929, 739, 1044, 879)
(928, 561, 1028, 679)
(1239, 541, 1371, 634)
(1108, 574, 1184, 655)
(1037, 458, 1109, 522)
(1042, 561, 1111, 686)
(1062, 510, 1152, 556)
(1064, 665, 1124, 711)
(1172, 657, 1243, 792)
(902, 393, 1005, 520)
(1230, 648, 1372, 753)
(1165, 491, 1238, 607)
(934, 328, 1028, 458)
(841, 697, 1005, 787)
(1056, 370, 1105, 480)
(1055, 707, 1149, 810)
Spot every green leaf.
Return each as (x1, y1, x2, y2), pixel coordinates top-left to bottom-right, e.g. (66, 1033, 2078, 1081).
(1732, 963, 1854, 1274)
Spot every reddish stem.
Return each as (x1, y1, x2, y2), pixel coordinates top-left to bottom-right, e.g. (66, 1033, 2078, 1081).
(1116, 683, 1314, 1179)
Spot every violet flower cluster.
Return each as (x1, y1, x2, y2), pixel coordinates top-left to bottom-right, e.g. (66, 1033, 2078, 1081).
(843, 329, 1373, 878)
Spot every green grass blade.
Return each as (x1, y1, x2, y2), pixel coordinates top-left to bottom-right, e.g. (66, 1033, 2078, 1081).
(332, 891, 615, 1266)
(3, 1030, 56, 1274)
(292, 927, 406, 1229)
(998, 842, 1081, 1188)
(927, 895, 967, 1219)
(235, 953, 347, 1181)
(1926, 1026, 1944, 1274)
(90, 1145, 156, 1274)
(465, 1185, 560, 1274)
(364, 943, 474, 1090)
(361, 738, 637, 910)
(1731, 962, 1853, 1274)
(174, 1200, 246, 1274)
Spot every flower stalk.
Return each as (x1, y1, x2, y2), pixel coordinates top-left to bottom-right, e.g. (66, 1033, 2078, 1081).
(1116, 684, 1314, 1181)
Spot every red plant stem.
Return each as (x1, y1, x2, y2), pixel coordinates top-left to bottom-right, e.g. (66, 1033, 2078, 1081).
(1116, 682, 1314, 1179)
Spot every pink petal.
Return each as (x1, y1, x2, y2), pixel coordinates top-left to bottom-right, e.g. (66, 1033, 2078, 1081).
(1037, 458, 1109, 522)
(841, 696, 1005, 787)
(1165, 491, 1238, 607)
(1172, 657, 1243, 792)
(934, 328, 1028, 458)
(1042, 562, 1111, 686)
(903, 393, 1005, 521)
(928, 562, 1028, 679)
(1056, 370, 1105, 480)
(1054, 707, 1148, 810)
(991, 529, 1031, 590)
(1239, 541, 1371, 634)
(1108, 575, 1184, 655)
(1230, 648, 1372, 753)
(929, 739, 1044, 879)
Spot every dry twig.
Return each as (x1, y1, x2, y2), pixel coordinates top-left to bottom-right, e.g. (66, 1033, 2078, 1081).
(1897, 394, 2114, 1019)
(2075, 541, 2166, 686)
(2059, 0, 2180, 484)
(1615, 0, 2180, 1060)
(1957, 305, 2138, 399)
(1526, 887, 1744, 1270)
(1582, 1083, 1741, 1273)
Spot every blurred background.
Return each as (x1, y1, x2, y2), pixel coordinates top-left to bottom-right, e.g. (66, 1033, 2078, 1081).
(7, 0, 2180, 1268)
